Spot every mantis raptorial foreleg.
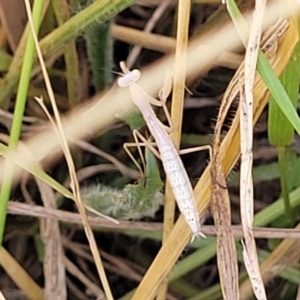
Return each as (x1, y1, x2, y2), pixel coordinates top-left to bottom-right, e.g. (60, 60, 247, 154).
(134, 69, 212, 160)
(123, 71, 174, 174)
(149, 69, 193, 134)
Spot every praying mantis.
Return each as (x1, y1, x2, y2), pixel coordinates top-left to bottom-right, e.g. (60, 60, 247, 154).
(118, 61, 211, 239)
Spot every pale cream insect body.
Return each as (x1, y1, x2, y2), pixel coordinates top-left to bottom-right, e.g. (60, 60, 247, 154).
(118, 62, 205, 238)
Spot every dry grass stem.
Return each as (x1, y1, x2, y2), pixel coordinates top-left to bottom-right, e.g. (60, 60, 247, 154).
(240, 222, 300, 299)
(73, 139, 140, 179)
(7, 201, 163, 231)
(157, 0, 191, 298)
(0, 247, 44, 300)
(126, 0, 173, 67)
(36, 179, 66, 299)
(7, 201, 300, 239)
(63, 256, 105, 299)
(24, 0, 113, 298)
(240, 0, 267, 298)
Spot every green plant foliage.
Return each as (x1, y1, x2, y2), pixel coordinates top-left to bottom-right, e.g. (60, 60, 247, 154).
(81, 148, 164, 220)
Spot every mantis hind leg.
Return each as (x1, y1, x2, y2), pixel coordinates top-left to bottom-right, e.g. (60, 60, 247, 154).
(123, 130, 160, 177)
(179, 145, 212, 162)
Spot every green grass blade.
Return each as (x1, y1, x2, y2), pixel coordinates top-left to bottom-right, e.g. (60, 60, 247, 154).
(226, 0, 300, 135)
(0, 0, 45, 248)
(257, 54, 300, 135)
(0, 143, 74, 200)
(268, 41, 300, 146)
(277, 147, 293, 225)
(267, 38, 300, 226)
